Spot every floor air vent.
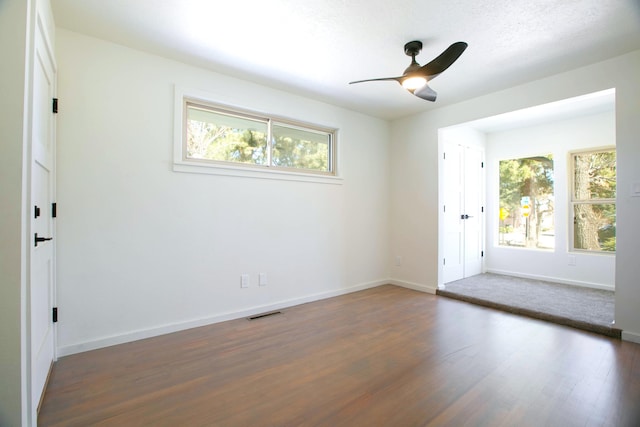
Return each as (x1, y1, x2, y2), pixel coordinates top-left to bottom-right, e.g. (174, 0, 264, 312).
(247, 311, 282, 321)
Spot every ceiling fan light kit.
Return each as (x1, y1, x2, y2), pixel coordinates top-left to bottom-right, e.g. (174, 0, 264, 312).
(349, 40, 468, 102)
(401, 76, 428, 91)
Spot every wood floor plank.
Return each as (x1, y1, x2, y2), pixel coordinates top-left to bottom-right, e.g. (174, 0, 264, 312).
(39, 285, 640, 426)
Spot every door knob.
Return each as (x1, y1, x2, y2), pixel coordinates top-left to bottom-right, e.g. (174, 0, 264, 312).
(34, 233, 53, 247)
(460, 214, 474, 219)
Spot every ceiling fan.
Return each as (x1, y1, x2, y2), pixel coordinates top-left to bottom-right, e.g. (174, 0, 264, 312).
(349, 40, 468, 101)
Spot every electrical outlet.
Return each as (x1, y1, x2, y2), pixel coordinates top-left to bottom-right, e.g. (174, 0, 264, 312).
(241, 274, 249, 288)
(259, 273, 268, 286)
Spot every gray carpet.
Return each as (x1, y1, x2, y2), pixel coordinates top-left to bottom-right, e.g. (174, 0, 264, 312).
(437, 273, 620, 338)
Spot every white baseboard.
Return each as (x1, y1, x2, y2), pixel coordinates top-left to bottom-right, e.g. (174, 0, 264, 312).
(57, 279, 388, 357)
(622, 330, 640, 344)
(486, 269, 615, 291)
(388, 279, 437, 295)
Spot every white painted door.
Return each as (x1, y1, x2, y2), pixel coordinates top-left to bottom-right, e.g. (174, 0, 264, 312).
(442, 142, 484, 283)
(443, 143, 464, 283)
(463, 147, 483, 277)
(31, 16, 56, 412)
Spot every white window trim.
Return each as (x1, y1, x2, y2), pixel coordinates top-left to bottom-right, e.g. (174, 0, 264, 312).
(173, 86, 343, 185)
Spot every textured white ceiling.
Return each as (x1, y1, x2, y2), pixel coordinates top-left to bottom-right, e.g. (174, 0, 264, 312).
(52, 0, 640, 120)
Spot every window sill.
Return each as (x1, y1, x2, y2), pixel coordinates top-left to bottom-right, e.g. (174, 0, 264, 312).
(569, 249, 616, 256)
(173, 161, 344, 185)
(494, 245, 554, 252)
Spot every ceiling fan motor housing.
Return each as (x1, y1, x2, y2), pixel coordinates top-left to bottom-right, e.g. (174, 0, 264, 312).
(404, 40, 423, 57)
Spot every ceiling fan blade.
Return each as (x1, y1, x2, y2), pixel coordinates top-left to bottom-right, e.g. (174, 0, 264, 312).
(413, 84, 437, 102)
(420, 41, 468, 79)
(349, 76, 402, 85)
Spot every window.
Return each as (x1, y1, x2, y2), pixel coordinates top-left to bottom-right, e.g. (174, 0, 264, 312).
(186, 105, 268, 166)
(571, 149, 616, 252)
(498, 155, 554, 249)
(182, 99, 336, 176)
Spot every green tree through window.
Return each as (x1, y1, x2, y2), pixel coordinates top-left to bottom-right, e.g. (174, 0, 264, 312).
(186, 106, 268, 165)
(184, 101, 335, 175)
(572, 150, 616, 252)
(272, 124, 329, 171)
(499, 155, 554, 249)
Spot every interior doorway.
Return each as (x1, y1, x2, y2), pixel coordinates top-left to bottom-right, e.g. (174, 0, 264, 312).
(438, 89, 616, 293)
(441, 138, 485, 284)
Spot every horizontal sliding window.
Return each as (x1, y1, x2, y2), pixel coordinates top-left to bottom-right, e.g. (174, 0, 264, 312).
(186, 105, 268, 166)
(182, 99, 336, 176)
(271, 123, 331, 172)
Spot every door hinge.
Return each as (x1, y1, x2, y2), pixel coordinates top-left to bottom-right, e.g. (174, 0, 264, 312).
(443, 258, 446, 265)
(52, 307, 58, 323)
(481, 251, 484, 257)
(34, 233, 53, 247)
(481, 206, 484, 213)
(52, 98, 58, 114)
(34, 205, 41, 218)
(52, 202, 57, 218)
(443, 152, 446, 160)
(481, 161, 484, 168)
(443, 205, 446, 212)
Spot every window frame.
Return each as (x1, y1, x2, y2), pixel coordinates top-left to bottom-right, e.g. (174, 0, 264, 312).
(569, 147, 616, 254)
(173, 87, 341, 184)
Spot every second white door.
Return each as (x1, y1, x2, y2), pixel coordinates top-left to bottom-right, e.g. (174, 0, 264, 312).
(442, 142, 484, 283)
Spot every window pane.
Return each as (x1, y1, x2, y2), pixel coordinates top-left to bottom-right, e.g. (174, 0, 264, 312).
(272, 123, 330, 172)
(186, 104, 268, 165)
(573, 151, 616, 200)
(573, 203, 616, 251)
(499, 155, 554, 249)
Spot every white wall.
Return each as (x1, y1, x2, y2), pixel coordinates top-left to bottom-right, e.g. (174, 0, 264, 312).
(55, 30, 390, 355)
(0, 0, 30, 425)
(440, 127, 487, 150)
(485, 111, 616, 289)
(389, 50, 640, 342)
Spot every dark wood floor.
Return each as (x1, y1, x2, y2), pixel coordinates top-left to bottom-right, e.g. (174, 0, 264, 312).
(39, 285, 640, 426)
